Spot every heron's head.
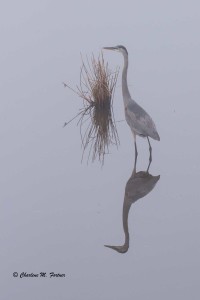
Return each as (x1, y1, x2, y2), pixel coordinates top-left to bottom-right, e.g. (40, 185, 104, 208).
(103, 45, 128, 56)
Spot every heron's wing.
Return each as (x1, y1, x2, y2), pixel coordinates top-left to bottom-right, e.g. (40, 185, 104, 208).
(125, 102, 160, 140)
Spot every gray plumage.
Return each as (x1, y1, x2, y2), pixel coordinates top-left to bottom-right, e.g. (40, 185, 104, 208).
(103, 45, 160, 157)
(125, 101, 160, 140)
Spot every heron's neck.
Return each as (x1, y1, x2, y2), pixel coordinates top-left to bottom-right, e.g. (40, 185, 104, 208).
(122, 54, 131, 106)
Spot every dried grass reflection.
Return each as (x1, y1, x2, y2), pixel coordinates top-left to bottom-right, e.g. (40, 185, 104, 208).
(64, 53, 120, 165)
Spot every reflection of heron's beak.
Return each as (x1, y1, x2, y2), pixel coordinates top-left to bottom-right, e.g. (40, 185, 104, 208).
(103, 47, 117, 51)
(104, 244, 128, 253)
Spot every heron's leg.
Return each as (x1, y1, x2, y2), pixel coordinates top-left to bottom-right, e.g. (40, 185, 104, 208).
(133, 133, 138, 169)
(133, 153, 138, 175)
(147, 158, 152, 173)
(147, 136, 152, 172)
(134, 140, 138, 157)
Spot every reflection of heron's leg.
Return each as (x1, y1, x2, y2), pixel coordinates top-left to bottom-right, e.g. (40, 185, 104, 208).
(147, 136, 152, 172)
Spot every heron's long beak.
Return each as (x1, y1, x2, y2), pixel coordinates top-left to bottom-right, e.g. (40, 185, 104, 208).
(103, 47, 117, 51)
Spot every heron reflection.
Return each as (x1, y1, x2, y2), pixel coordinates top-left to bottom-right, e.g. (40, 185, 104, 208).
(105, 158, 160, 253)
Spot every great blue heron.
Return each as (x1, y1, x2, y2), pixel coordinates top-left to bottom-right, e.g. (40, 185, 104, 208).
(103, 45, 160, 162)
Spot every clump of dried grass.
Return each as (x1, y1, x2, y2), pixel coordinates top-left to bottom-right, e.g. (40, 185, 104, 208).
(63, 52, 119, 165)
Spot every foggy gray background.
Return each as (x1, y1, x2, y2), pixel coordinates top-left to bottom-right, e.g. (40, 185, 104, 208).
(0, 0, 200, 299)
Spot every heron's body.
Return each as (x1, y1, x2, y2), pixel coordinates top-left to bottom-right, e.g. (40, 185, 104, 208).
(125, 101, 160, 140)
(103, 45, 160, 158)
